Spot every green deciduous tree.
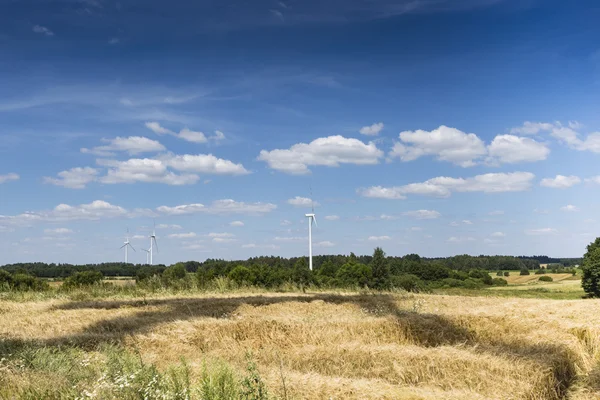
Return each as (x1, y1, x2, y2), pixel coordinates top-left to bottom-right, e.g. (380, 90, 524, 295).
(370, 247, 390, 290)
(582, 238, 600, 297)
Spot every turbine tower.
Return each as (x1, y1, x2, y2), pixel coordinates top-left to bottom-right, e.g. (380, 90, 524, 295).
(149, 222, 158, 265)
(305, 190, 317, 271)
(143, 248, 150, 264)
(120, 228, 135, 263)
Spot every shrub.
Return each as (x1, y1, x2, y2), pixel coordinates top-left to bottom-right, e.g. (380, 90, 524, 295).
(503, 271, 510, 277)
(63, 271, 103, 289)
(390, 274, 427, 292)
(582, 238, 600, 297)
(492, 278, 508, 286)
(10, 273, 49, 291)
(228, 266, 256, 286)
(539, 276, 553, 282)
(439, 278, 465, 288)
(162, 263, 187, 282)
(496, 270, 504, 276)
(519, 268, 530, 276)
(535, 269, 546, 275)
(463, 278, 484, 289)
(336, 261, 372, 287)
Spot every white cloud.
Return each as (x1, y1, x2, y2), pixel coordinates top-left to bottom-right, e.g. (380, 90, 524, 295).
(211, 130, 226, 141)
(510, 121, 554, 135)
(213, 237, 236, 243)
(160, 154, 250, 175)
(33, 25, 54, 36)
(44, 167, 99, 189)
(368, 236, 391, 241)
(491, 232, 505, 238)
(486, 135, 549, 164)
(489, 210, 504, 216)
(447, 236, 476, 243)
(560, 205, 579, 212)
(0, 173, 19, 184)
(402, 210, 441, 219)
(157, 200, 277, 216)
(540, 175, 581, 189)
(44, 228, 73, 235)
(287, 196, 319, 207)
(410, 227, 423, 231)
(324, 215, 339, 221)
(81, 136, 165, 156)
(230, 221, 244, 227)
(132, 235, 146, 240)
(525, 228, 558, 235)
(156, 224, 182, 230)
(514, 121, 600, 154)
(462, 220, 473, 225)
(359, 172, 535, 199)
(242, 243, 280, 250)
(108, 37, 120, 45)
(98, 158, 199, 185)
(274, 236, 304, 242)
(258, 135, 383, 174)
(359, 122, 384, 136)
(206, 233, 235, 238)
(380, 214, 398, 220)
(0, 200, 127, 227)
(315, 241, 335, 247)
(388, 125, 486, 167)
(168, 232, 197, 239)
(585, 176, 600, 185)
(145, 121, 210, 144)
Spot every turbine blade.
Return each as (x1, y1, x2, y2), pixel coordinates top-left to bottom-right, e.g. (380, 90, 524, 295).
(120, 244, 126, 249)
(128, 243, 136, 252)
(312, 215, 318, 227)
(153, 237, 159, 253)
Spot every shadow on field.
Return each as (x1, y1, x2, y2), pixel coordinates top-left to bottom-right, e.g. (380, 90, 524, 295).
(0, 293, 579, 399)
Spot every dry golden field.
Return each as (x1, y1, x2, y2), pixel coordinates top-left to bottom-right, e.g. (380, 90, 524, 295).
(1, 291, 600, 399)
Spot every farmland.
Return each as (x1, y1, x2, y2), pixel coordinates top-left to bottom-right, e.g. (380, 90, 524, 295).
(1, 289, 600, 399)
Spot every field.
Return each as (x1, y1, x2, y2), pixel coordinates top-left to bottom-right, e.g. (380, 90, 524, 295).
(2, 289, 600, 399)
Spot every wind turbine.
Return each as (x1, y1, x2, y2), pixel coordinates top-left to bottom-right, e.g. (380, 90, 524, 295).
(142, 248, 150, 264)
(149, 222, 159, 265)
(305, 190, 317, 271)
(120, 228, 135, 263)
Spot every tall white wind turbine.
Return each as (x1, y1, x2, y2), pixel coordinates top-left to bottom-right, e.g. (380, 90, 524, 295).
(149, 222, 158, 265)
(120, 228, 135, 263)
(305, 193, 317, 271)
(143, 248, 150, 264)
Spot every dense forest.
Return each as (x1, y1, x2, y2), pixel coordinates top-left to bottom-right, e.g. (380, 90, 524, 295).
(0, 253, 581, 278)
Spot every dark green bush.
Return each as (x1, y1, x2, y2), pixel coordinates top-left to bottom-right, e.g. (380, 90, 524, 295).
(463, 278, 484, 289)
(492, 278, 508, 286)
(503, 271, 510, 277)
(496, 270, 504, 276)
(228, 266, 256, 285)
(439, 278, 465, 288)
(519, 268, 530, 276)
(535, 269, 546, 275)
(539, 275, 553, 282)
(162, 263, 187, 282)
(63, 271, 103, 289)
(390, 274, 427, 292)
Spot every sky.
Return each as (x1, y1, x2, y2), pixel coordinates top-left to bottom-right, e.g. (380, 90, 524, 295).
(1, 0, 600, 265)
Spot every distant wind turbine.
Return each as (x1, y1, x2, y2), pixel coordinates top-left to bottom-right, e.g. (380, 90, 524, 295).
(149, 222, 159, 265)
(305, 188, 317, 271)
(142, 248, 150, 264)
(120, 228, 135, 263)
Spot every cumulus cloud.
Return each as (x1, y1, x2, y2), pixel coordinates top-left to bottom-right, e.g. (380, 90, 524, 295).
(287, 196, 319, 207)
(145, 122, 208, 143)
(98, 158, 199, 185)
(584, 176, 600, 185)
(367, 236, 391, 241)
(230, 221, 244, 227)
(0, 173, 19, 184)
(486, 135, 549, 164)
(44, 228, 73, 235)
(525, 228, 558, 235)
(388, 126, 486, 167)
(513, 121, 600, 154)
(168, 232, 197, 239)
(447, 236, 476, 243)
(315, 241, 335, 247)
(510, 121, 554, 135)
(81, 136, 165, 156)
(157, 199, 277, 216)
(258, 135, 383, 174)
(0, 200, 127, 227)
(560, 204, 579, 212)
(156, 224, 182, 230)
(359, 172, 535, 200)
(33, 25, 54, 36)
(324, 215, 340, 221)
(44, 167, 99, 189)
(540, 175, 581, 189)
(159, 154, 250, 175)
(402, 210, 441, 219)
(359, 122, 384, 136)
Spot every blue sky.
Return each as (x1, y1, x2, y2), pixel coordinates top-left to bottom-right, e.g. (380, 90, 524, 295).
(1, 0, 600, 264)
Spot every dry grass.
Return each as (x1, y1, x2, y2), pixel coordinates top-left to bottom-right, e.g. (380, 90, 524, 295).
(2, 291, 600, 399)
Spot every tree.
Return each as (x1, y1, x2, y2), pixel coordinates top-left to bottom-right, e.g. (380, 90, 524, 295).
(336, 260, 372, 287)
(228, 266, 256, 286)
(582, 238, 600, 297)
(163, 263, 187, 282)
(370, 247, 390, 290)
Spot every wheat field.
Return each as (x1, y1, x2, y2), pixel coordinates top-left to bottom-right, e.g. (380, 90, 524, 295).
(1, 291, 600, 399)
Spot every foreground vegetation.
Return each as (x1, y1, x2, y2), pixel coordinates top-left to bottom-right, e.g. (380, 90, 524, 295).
(1, 290, 600, 399)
